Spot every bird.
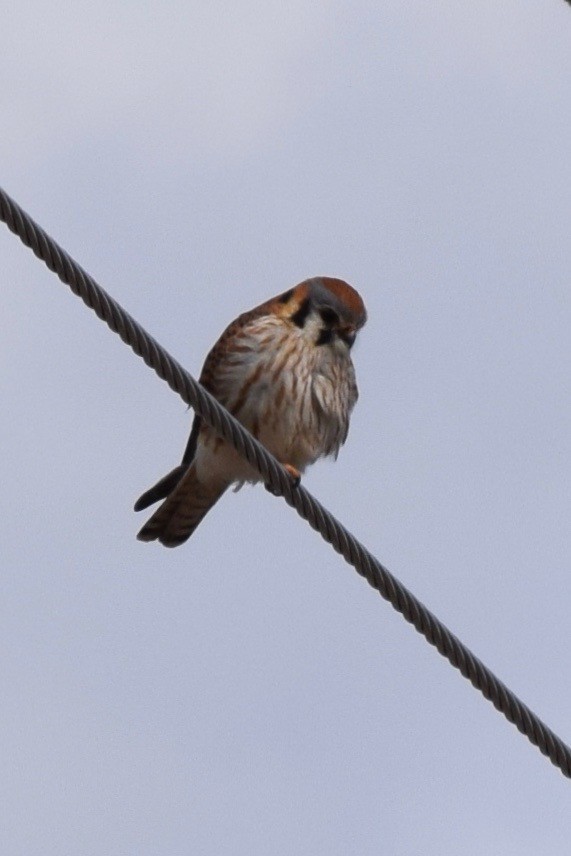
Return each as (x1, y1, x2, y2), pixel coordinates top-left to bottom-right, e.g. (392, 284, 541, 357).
(135, 276, 367, 547)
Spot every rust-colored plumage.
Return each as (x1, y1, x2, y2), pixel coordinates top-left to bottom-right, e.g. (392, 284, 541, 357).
(135, 276, 367, 547)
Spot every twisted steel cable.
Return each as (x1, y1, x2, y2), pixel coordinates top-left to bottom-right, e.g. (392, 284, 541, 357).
(2, 184, 570, 779)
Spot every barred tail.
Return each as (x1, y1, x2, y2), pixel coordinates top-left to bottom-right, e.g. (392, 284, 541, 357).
(133, 464, 187, 512)
(137, 464, 228, 547)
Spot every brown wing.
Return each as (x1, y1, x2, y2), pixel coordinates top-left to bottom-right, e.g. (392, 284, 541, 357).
(134, 298, 276, 513)
(195, 297, 276, 397)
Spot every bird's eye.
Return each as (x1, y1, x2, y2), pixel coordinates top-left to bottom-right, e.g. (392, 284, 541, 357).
(319, 307, 339, 326)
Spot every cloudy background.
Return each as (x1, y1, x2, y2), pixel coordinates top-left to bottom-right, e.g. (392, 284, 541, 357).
(2, 1, 571, 852)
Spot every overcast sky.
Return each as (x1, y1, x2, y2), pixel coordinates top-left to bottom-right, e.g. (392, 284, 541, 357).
(2, 1, 571, 853)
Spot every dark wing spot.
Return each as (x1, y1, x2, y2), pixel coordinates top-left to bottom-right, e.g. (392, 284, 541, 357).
(278, 288, 294, 303)
(291, 298, 311, 328)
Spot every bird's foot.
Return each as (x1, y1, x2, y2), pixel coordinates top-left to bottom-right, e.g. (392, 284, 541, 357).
(283, 464, 301, 488)
(264, 463, 301, 495)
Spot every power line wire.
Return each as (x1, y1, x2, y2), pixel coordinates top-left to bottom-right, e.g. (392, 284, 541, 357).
(1, 184, 570, 779)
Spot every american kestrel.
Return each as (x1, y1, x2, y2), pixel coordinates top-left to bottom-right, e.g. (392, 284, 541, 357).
(135, 276, 367, 547)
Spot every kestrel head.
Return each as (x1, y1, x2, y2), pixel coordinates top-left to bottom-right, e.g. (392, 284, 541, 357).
(274, 277, 367, 350)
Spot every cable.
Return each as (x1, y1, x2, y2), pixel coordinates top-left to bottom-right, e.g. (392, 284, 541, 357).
(2, 184, 570, 779)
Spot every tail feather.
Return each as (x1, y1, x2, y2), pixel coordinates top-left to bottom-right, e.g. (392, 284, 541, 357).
(134, 464, 188, 512)
(137, 465, 227, 547)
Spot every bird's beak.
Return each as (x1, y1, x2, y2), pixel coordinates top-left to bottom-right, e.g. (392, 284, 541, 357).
(339, 325, 356, 347)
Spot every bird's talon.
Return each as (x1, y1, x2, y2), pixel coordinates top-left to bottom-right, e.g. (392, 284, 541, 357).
(284, 464, 301, 488)
(264, 481, 281, 496)
(263, 465, 300, 495)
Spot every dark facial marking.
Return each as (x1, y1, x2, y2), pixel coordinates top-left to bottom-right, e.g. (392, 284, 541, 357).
(316, 328, 333, 346)
(279, 288, 294, 303)
(291, 298, 311, 328)
(319, 307, 340, 326)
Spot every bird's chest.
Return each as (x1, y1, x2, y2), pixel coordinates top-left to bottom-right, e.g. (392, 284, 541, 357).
(239, 338, 353, 464)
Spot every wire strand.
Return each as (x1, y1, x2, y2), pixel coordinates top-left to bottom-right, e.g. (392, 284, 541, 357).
(2, 184, 570, 779)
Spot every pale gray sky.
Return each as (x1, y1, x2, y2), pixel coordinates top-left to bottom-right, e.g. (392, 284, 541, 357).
(2, 1, 571, 853)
